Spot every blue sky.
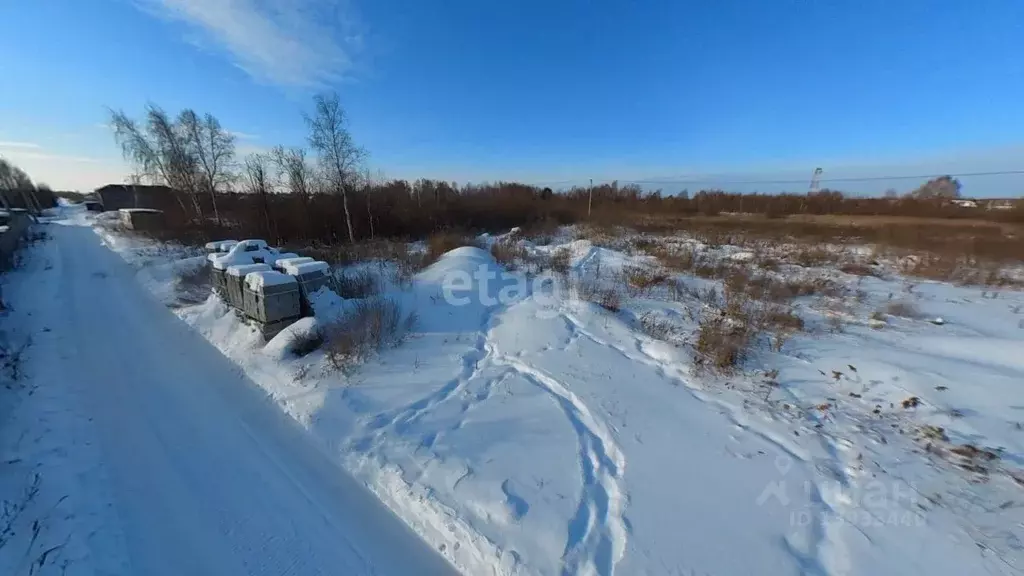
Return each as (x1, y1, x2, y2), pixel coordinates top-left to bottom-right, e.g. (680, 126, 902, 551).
(1, 0, 1023, 195)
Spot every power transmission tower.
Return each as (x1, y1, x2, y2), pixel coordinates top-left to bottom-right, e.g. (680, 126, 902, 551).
(809, 167, 823, 193)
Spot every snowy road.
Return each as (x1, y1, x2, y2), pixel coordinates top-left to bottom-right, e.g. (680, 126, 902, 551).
(17, 223, 458, 575)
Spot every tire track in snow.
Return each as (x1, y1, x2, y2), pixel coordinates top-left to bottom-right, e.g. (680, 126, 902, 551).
(561, 310, 811, 464)
(490, 351, 628, 576)
(559, 306, 858, 573)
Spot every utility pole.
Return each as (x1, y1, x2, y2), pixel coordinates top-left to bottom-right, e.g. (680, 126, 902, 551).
(588, 178, 593, 218)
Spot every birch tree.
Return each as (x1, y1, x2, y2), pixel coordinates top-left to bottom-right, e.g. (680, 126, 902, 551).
(109, 105, 207, 219)
(180, 110, 236, 225)
(305, 92, 365, 243)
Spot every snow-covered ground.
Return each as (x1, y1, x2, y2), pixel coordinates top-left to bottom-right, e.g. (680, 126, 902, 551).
(0, 214, 456, 575)
(5, 206, 1024, 575)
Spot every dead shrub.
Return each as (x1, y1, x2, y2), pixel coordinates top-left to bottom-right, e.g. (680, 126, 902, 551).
(793, 246, 840, 268)
(573, 275, 622, 312)
(426, 231, 480, 264)
(637, 311, 686, 344)
(323, 298, 416, 371)
(839, 262, 878, 277)
(330, 268, 380, 299)
(490, 239, 527, 269)
(757, 303, 804, 332)
(390, 251, 427, 288)
(693, 313, 754, 372)
(288, 329, 324, 357)
(622, 265, 669, 296)
(886, 300, 921, 319)
(646, 243, 697, 273)
(548, 248, 572, 275)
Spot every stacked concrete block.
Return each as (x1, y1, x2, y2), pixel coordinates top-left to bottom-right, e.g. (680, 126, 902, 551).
(225, 263, 272, 309)
(243, 271, 302, 338)
(279, 260, 331, 317)
(206, 238, 338, 340)
(119, 208, 165, 231)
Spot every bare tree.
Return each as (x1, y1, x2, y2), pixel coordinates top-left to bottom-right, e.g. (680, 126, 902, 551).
(180, 110, 236, 225)
(272, 146, 314, 230)
(0, 158, 38, 212)
(244, 153, 275, 238)
(109, 105, 205, 219)
(305, 92, 366, 243)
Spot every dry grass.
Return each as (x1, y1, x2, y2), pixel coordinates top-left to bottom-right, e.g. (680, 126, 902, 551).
(426, 231, 482, 264)
(693, 313, 754, 372)
(299, 240, 426, 289)
(288, 329, 324, 357)
(548, 248, 573, 275)
(633, 214, 1024, 287)
(490, 239, 527, 269)
(886, 300, 921, 319)
(621, 265, 669, 297)
(646, 243, 697, 273)
(330, 268, 380, 299)
(637, 311, 686, 345)
(691, 274, 808, 372)
(839, 262, 879, 277)
(793, 246, 841, 268)
(572, 274, 622, 312)
(323, 298, 416, 371)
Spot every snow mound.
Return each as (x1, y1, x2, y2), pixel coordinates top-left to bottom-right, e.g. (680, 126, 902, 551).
(416, 246, 495, 283)
(263, 317, 320, 361)
(307, 286, 346, 321)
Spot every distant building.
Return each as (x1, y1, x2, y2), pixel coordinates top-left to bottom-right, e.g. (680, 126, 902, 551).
(93, 184, 174, 211)
(0, 188, 55, 212)
(950, 199, 978, 208)
(985, 199, 1017, 211)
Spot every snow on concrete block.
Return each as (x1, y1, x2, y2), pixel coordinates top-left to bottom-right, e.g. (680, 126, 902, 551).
(242, 271, 301, 327)
(282, 260, 330, 277)
(272, 256, 312, 272)
(205, 239, 239, 253)
(238, 239, 269, 251)
(212, 240, 278, 270)
(245, 270, 297, 292)
(226, 263, 272, 277)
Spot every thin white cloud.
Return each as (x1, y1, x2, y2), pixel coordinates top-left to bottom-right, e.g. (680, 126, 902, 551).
(138, 0, 362, 87)
(0, 141, 42, 150)
(229, 130, 260, 140)
(2, 150, 103, 164)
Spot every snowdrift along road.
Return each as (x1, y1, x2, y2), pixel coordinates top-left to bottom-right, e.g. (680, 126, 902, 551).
(2, 222, 457, 575)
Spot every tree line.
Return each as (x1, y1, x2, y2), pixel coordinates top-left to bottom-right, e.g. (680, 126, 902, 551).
(0, 158, 53, 213)
(107, 94, 1023, 246)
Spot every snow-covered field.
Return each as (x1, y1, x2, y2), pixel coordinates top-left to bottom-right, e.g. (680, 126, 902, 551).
(5, 206, 1024, 575)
